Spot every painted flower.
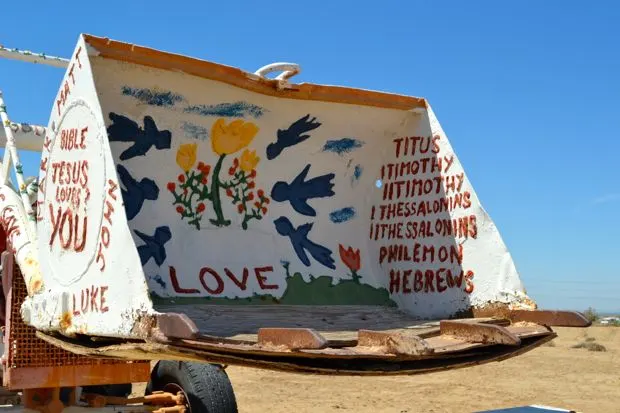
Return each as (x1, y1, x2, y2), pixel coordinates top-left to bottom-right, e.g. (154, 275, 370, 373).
(239, 149, 260, 172)
(339, 245, 361, 272)
(167, 182, 175, 192)
(176, 143, 197, 172)
(211, 118, 259, 155)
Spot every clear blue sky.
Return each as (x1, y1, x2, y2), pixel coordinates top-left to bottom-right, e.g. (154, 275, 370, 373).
(1, 1, 618, 312)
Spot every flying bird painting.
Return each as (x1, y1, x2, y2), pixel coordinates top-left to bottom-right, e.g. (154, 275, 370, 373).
(116, 164, 159, 220)
(266, 114, 322, 160)
(134, 226, 172, 266)
(274, 216, 335, 270)
(107, 113, 172, 160)
(271, 164, 335, 217)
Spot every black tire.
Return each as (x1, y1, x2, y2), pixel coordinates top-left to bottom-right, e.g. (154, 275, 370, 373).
(145, 360, 237, 413)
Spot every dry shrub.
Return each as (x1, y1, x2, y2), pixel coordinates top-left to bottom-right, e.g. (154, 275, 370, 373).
(571, 342, 607, 352)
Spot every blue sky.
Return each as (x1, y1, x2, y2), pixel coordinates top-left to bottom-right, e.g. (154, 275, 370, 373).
(1, 1, 618, 312)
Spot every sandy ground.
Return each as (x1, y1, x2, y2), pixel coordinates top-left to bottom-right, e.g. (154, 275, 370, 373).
(134, 326, 620, 412)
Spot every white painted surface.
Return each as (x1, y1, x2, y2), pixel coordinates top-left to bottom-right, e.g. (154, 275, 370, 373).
(24, 36, 154, 338)
(18, 33, 535, 338)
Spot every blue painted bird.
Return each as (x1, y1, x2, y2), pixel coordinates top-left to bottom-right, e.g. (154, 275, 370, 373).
(107, 113, 172, 161)
(274, 216, 335, 270)
(117, 164, 159, 220)
(134, 226, 172, 266)
(271, 164, 335, 217)
(266, 114, 321, 160)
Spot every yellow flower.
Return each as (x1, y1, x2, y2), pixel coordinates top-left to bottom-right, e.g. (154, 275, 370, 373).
(239, 149, 260, 172)
(176, 143, 197, 172)
(211, 118, 259, 155)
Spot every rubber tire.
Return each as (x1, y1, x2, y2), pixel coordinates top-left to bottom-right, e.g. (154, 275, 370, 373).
(145, 361, 237, 413)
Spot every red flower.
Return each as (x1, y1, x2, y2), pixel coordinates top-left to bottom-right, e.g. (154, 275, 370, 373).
(249, 170, 256, 178)
(264, 197, 270, 204)
(167, 182, 175, 192)
(247, 192, 254, 201)
(176, 206, 184, 214)
(226, 188, 233, 197)
(233, 158, 239, 168)
(178, 174, 185, 183)
(197, 161, 205, 170)
(228, 167, 236, 176)
(254, 201, 261, 208)
(339, 245, 361, 272)
(201, 165, 211, 175)
(197, 203, 206, 213)
(237, 204, 245, 213)
(261, 207, 268, 214)
(183, 188, 188, 195)
(257, 189, 264, 198)
(248, 181, 255, 189)
(201, 176, 208, 184)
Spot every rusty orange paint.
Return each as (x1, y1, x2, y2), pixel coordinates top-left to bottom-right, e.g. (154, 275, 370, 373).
(6, 362, 151, 390)
(59, 311, 72, 330)
(83, 34, 428, 112)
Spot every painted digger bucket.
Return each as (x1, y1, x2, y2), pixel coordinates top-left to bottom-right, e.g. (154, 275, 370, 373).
(17, 34, 589, 375)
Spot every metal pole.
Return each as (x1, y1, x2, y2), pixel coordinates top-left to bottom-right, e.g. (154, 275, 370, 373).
(0, 45, 69, 68)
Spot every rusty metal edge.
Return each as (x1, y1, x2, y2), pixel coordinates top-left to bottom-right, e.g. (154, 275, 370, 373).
(508, 310, 592, 327)
(440, 320, 521, 346)
(35, 330, 556, 377)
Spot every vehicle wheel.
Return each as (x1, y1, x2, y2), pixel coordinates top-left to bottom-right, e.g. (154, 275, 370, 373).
(145, 360, 237, 413)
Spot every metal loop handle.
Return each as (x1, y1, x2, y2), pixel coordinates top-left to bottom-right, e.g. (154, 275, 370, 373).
(254, 62, 301, 83)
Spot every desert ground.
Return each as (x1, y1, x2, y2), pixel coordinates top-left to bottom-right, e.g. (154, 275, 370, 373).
(134, 326, 620, 412)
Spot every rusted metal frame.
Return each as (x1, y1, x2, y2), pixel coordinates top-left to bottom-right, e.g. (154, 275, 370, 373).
(439, 320, 521, 346)
(82, 389, 185, 409)
(36, 329, 556, 377)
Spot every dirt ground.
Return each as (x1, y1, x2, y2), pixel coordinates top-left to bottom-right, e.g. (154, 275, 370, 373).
(134, 326, 620, 412)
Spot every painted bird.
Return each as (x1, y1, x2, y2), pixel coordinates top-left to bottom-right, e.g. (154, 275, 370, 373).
(116, 164, 159, 220)
(107, 113, 172, 160)
(134, 226, 172, 266)
(266, 114, 321, 160)
(274, 216, 335, 270)
(271, 164, 335, 217)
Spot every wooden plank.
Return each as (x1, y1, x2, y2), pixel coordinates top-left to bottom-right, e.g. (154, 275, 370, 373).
(154, 304, 435, 339)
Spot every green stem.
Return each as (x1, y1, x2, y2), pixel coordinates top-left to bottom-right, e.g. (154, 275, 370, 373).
(210, 154, 231, 227)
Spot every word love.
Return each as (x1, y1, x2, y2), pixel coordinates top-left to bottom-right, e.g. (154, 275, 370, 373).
(169, 265, 277, 295)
